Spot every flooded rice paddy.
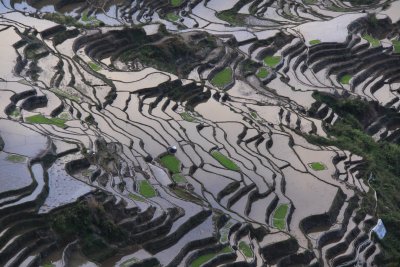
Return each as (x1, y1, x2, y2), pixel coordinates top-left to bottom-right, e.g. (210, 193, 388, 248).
(0, 0, 398, 266)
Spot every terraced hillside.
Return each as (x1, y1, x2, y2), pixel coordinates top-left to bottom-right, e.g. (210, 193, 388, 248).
(0, 0, 399, 266)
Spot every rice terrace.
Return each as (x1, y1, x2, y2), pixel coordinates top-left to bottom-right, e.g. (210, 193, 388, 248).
(0, 0, 399, 266)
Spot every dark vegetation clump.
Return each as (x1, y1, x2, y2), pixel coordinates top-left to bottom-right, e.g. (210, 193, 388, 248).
(52, 29, 80, 46)
(346, 0, 377, 6)
(51, 198, 127, 262)
(241, 59, 261, 76)
(43, 13, 84, 28)
(119, 30, 217, 77)
(306, 92, 400, 265)
(216, 0, 253, 25)
(363, 14, 393, 40)
(75, 25, 217, 77)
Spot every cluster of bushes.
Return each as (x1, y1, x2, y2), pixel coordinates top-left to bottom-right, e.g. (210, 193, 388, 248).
(306, 92, 400, 265)
(51, 200, 126, 262)
(120, 31, 216, 77)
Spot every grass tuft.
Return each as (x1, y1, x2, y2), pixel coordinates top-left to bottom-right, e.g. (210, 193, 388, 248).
(264, 56, 281, 68)
(216, 10, 246, 25)
(160, 154, 181, 174)
(256, 67, 269, 79)
(180, 112, 195, 122)
(172, 173, 187, 183)
(50, 88, 80, 102)
(166, 12, 180, 22)
(171, 187, 203, 204)
(211, 150, 240, 171)
(309, 39, 321, 45)
(308, 162, 326, 171)
(171, 0, 183, 7)
(88, 61, 102, 72)
(190, 246, 232, 267)
(340, 74, 352, 84)
(363, 34, 380, 47)
(273, 204, 289, 230)
(25, 114, 67, 128)
(138, 180, 156, 198)
(392, 40, 400, 54)
(129, 193, 145, 202)
(239, 241, 253, 258)
(211, 68, 233, 88)
(6, 154, 26, 163)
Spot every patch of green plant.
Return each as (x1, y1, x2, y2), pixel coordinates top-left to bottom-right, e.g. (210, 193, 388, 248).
(211, 68, 233, 88)
(10, 108, 20, 118)
(221, 246, 233, 253)
(160, 154, 181, 173)
(211, 150, 240, 171)
(305, 92, 400, 264)
(41, 263, 55, 267)
(81, 10, 102, 26)
(120, 258, 138, 267)
(273, 204, 289, 230)
(329, 5, 348, 12)
(363, 34, 380, 47)
(89, 61, 102, 72)
(171, 187, 203, 205)
(43, 12, 84, 28)
(392, 40, 400, 54)
(180, 112, 195, 122)
(25, 43, 48, 60)
(219, 221, 233, 243)
(308, 162, 326, 171)
(250, 111, 258, 119)
(256, 67, 269, 79)
(81, 10, 91, 22)
(129, 193, 145, 202)
(340, 74, 352, 84)
(81, 169, 93, 177)
(166, 12, 180, 22)
(190, 253, 215, 267)
(25, 114, 67, 128)
(309, 39, 321, 45)
(138, 180, 157, 198)
(190, 246, 232, 267)
(304, 0, 317, 4)
(58, 112, 71, 120)
(216, 10, 246, 25)
(172, 173, 187, 183)
(50, 88, 80, 102)
(264, 56, 281, 68)
(171, 0, 183, 6)
(239, 241, 253, 258)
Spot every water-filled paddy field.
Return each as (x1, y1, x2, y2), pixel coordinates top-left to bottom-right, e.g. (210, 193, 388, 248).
(0, 0, 399, 266)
